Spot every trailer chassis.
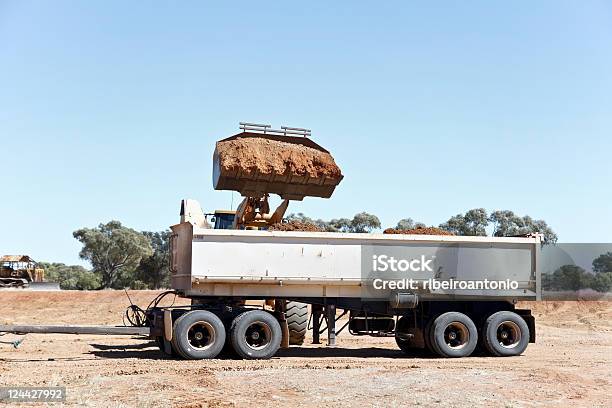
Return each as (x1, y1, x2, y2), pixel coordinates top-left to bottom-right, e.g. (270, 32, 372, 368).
(0, 291, 536, 359)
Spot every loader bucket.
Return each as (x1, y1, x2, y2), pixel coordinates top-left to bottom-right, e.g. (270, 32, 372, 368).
(213, 132, 343, 200)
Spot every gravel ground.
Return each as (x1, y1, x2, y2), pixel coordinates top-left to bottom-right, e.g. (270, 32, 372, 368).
(0, 291, 610, 407)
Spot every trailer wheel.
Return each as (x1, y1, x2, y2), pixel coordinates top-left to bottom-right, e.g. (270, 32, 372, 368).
(171, 310, 225, 360)
(395, 316, 411, 353)
(395, 315, 423, 353)
(483, 311, 529, 357)
(230, 310, 282, 359)
(423, 318, 437, 355)
(430, 312, 477, 358)
(286, 302, 308, 346)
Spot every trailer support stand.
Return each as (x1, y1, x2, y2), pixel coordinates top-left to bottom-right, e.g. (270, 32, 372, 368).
(275, 299, 290, 348)
(326, 304, 336, 347)
(312, 304, 323, 344)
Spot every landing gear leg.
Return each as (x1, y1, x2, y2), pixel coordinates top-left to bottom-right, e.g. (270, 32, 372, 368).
(326, 304, 336, 347)
(312, 304, 323, 344)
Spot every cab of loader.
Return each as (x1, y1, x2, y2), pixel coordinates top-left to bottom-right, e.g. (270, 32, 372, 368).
(181, 122, 343, 231)
(210, 210, 236, 230)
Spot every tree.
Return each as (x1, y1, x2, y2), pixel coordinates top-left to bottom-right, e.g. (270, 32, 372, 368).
(40, 262, 101, 290)
(544, 265, 592, 291)
(521, 216, 558, 245)
(286, 213, 331, 231)
(440, 208, 488, 236)
(294, 212, 381, 233)
(395, 218, 426, 230)
(135, 230, 171, 289)
(73, 221, 153, 289)
(286, 213, 312, 223)
(350, 212, 381, 233)
(327, 217, 352, 232)
(489, 210, 558, 244)
(489, 210, 524, 236)
(593, 252, 612, 274)
(591, 272, 612, 293)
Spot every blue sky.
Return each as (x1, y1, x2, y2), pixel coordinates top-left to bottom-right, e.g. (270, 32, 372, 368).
(1, 1, 611, 266)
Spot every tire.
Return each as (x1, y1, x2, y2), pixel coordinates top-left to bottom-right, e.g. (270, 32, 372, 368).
(395, 315, 424, 354)
(423, 318, 438, 355)
(394, 316, 412, 353)
(230, 310, 282, 359)
(430, 312, 478, 358)
(395, 336, 410, 353)
(483, 311, 529, 357)
(171, 310, 226, 360)
(286, 302, 308, 346)
(220, 335, 239, 358)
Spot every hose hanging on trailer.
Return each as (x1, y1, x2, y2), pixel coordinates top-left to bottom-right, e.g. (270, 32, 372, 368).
(123, 290, 177, 327)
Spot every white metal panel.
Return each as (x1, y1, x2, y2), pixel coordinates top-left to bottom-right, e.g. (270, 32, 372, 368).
(455, 246, 533, 281)
(191, 240, 362, 280)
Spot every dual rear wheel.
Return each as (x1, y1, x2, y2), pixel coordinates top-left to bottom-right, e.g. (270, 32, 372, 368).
(396, 310, 529, 358)
(483, 311, 529, 357)
(428, 312, 478, 358)
(171, 310, 226, 359)
(229, 309, 282, 359)
(167, 309, 282, 360)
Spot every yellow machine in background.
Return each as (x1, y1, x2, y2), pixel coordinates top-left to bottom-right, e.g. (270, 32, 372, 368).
(0, 255, 45, 288)
(212, 122, 343, 229)
(179, 122, 344, 346)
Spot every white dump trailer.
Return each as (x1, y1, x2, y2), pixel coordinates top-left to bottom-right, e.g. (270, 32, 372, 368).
(147, 204, 540, 360)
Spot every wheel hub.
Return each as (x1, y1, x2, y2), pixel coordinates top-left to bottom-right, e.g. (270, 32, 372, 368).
(497, 320, 521, 349)
(444, 322, 469, 350)
(245, 321, 272, 350)
(186, 321, 215, 350)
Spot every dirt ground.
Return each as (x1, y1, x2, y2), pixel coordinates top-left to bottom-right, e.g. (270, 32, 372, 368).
(0, 291, 610, 407)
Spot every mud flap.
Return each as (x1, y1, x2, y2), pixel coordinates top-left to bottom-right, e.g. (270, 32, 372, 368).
(515, 309, 536, 343)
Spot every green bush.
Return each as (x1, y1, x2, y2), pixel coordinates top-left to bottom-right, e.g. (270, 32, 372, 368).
(40, 262, 101, 290)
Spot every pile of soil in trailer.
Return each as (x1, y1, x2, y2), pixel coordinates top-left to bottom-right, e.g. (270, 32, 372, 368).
(215, 137, 343, 180)
(268, 221, 324, 232)
(383, 227, 454, 236)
